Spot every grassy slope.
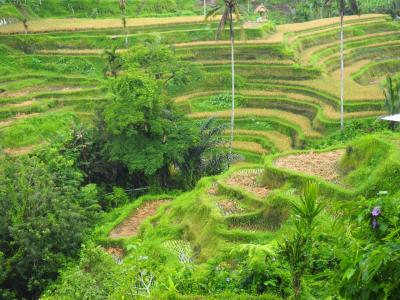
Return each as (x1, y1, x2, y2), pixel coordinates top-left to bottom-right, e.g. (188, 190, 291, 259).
(1, 10, 399, 299)
(0, 14, 397, 157)
(90, 132, 400, 299)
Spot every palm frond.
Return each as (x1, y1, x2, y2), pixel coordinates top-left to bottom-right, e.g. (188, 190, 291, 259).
(216, 8, 230, 39)
(205, 4, 222, 19)
(290, 182, 324, 228)
(349, 0, 361, 15)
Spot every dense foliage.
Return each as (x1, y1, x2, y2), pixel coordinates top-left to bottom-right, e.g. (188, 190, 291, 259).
(1, 1, 400, 299)
(2, 0, 399, 22)
(0, 147, 100, 299)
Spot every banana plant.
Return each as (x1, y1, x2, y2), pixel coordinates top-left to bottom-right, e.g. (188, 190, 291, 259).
(103, 46, 123, 78)
(324, 0, 361, 131)
(383, 75, 400, 130)
(282, 182, 324, 299)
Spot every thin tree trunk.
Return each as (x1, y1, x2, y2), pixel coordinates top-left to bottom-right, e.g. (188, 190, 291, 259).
(123, 16, 128, 48)
(203, 0, 206, 17)
(23, 20, 28, 34)
(340, 11, 345, 130)
(229, 9, 235, 159)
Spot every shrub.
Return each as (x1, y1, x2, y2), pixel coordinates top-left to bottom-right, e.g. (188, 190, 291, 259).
(104, 186, 129, 209)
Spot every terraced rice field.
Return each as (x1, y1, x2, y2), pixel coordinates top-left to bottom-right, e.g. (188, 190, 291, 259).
(274, 149, 345, 181)
(109, 200, 170, 238)
(0, 13, 398, 158)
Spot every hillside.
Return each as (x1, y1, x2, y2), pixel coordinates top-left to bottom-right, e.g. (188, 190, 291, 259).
(1, 3, 400, 300)
(0, 14, 398, 158)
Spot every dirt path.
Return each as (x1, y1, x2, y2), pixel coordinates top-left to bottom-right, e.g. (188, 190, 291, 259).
(0, 16, 219, 34)
(109, 200, 170, 238)
(274, 149, 345, 181)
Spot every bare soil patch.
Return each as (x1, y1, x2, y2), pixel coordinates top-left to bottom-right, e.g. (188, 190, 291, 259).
(7, 100, 36, 108)
(105, 246, 124, 259)
(4, 145, 35, 156)
(274, 149, 345, 181)
(216, 199, 245, 216)
(208, 182, 219, 196)
(0, 113, 40, 127)
(225, 169, 270, 198)
(109, 200, 170, 238)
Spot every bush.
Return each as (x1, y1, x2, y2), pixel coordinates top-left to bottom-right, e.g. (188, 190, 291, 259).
(104, 186, 129, 209)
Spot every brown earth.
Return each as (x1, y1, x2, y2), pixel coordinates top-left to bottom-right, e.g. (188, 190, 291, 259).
(216, 199, 244, 216)
(226, 169, 270, 198)
(109, 200, 170, 238)
(208, 183, 219, 196)
(274, 149, 344, 181)
(105, 246, 124, 259)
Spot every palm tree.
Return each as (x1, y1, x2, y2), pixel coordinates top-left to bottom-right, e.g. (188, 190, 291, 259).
(324, 0, 360, 131)
(207, 0, 241, 158)
(119, 0, 128, 48)
(103, 46, 123, 78)
(10, 0, 29, 34)
(22, 17, 28, 34)
(383, 75, 400, 130)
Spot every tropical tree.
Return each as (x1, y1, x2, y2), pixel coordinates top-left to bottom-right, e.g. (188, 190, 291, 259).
(102, 71, 196, 188)
(125, 41, 202, 90)
(281, 182, 324, 299)
(383, 75, 400, 130)
(207, 0, 242, 158)
(0, 151, 100, 298)
(178, 117, 229, 189)
(324, 0, 360, 131)
(9, 0, 29, 34)
(119, 0, 128, 48)
(22, 17, 28, 34)
(102, 46, 123, 78)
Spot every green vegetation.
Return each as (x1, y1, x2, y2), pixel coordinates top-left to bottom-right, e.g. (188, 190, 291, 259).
(1, 2, 400, 299)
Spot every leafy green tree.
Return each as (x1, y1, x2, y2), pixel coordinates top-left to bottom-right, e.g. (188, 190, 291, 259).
(0, 151, 100, 298)
(125, 42, 201, 90)
(337, 196, 400, 299)
(102, 71, 195, 188)
(207, 0, 242, 157)
(383, 75, 400, 130)
(42, 244, 118, 300)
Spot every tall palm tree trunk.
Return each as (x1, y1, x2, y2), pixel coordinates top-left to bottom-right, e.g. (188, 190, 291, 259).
(120, 1, 128, 48)
(229, 9, 235, 157)
(339, 10, 345, 130)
